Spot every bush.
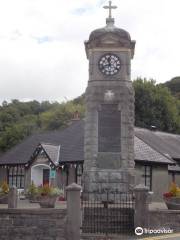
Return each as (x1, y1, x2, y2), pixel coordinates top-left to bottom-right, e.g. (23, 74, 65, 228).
(27, 181, 38, 197)
(0, 181, 9, 194)
(163, 182, 180, 198)
(38, 184, 63, 197)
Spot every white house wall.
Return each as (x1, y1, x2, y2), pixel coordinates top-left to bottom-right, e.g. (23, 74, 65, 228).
(135, 163, 169, 202)
(31, 164, 50, 186)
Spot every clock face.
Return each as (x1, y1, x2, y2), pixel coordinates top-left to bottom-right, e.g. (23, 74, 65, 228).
(99, 54, 121, 76)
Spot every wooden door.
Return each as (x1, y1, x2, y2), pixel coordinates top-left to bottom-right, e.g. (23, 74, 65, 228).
(43, 169, 50, 185)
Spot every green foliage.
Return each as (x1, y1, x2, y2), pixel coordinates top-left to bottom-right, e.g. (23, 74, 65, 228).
(72, 94, 85, 105)
(0, 181, 9, 194)
(27, 182, 38, 197)
(0, 99, 85, 152)
(133, 78, 180, 133)
(162, 76, 180, 99)
(0, 118, 37, 151)
(40, 101, 85, 131)
(0, 78, 179, 153)
(38, 184, 63, 197)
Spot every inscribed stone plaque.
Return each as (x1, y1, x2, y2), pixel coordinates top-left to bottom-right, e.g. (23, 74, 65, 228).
(98, 104, 121, 152)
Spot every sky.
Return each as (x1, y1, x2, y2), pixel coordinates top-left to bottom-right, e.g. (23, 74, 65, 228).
(0, 0, 180, 103)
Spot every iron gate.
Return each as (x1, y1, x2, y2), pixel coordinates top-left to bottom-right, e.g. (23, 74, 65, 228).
(81, 190, 135, 234)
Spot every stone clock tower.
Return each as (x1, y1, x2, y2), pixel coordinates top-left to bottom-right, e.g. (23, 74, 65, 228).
(83, 1, 136, 193)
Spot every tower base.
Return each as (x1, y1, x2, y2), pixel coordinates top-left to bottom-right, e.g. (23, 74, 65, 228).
(83, 169, 135, 193)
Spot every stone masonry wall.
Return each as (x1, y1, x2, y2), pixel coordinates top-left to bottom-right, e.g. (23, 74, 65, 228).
(0, 209, 67, 240)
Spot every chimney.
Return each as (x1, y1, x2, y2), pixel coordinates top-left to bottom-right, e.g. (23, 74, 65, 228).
(72, 111, 80, 121)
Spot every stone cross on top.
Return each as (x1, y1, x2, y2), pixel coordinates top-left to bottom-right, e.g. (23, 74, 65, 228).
(103, 1, 117, 19)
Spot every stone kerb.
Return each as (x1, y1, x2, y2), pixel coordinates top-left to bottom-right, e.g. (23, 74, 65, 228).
(134, 184, 149, 229)
(66, 183, 82, 240)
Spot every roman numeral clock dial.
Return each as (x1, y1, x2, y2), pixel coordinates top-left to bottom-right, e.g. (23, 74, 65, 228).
(98, 53, 121, 76)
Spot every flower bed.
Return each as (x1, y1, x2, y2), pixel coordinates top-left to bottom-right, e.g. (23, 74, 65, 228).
(0, 181, 9, 204)
(163, 196, 180, 210)
(163, 182, 180, 210)
(39, 195, 57, 208)
(27, 182, 64, 208)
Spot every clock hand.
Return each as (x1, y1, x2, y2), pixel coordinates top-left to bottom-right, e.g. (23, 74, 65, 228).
(107, 57, 111, 66)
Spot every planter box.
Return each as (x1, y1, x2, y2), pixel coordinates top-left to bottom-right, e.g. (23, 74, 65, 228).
(29, 196, 40, 203)
(164, 197, 180, 210)
(0, 194, 8, 204)
(39, 196, 57, 208)
(26, 194, 40, 203)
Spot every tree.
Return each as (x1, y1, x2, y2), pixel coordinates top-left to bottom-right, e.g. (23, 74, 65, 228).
(40, 101, 85, 131)
(0, 124, 32, 151)
(162, 76, 180, 99)
(133, 78, 180, 133)
(0, 81, 179, 152)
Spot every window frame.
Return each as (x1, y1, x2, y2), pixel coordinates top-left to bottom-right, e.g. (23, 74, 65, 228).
(142, 165, 152, 191)
(7, 166, 25, 189)
(76, 164, 83, 186)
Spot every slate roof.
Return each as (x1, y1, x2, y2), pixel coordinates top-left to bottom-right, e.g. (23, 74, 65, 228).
(134, 136, 173, 165)
(0, 120, 177, 166)
(168, 165, 180, 173)
(41, 143, 60, 166)
(135, 128, 180, 160)
(0, 120, 84, 165)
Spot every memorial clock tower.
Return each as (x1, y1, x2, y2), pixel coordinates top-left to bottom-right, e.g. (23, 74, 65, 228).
(83, 1, 136, 193)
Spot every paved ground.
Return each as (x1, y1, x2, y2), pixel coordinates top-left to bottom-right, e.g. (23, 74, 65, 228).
(81, 234, 140, 240)
(139, 233, 180, 240)
(81, 233, 180, 240)
(0, 199, 167, 210)
(148, 202, 167, 210)
(0, 198, 67, 209)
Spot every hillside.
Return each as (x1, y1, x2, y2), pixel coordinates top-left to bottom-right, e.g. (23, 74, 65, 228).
(0, 99, 85, 152)
(163, 77, 180, 99)
(0, 78, 179, 153)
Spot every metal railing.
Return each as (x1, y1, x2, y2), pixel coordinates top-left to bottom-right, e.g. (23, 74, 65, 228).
(81, 190, 135, 234)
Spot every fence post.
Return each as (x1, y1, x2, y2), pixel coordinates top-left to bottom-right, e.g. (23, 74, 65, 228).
(8, 186, 18, 209)
(66, 183, 81, 240)
(134, 184, 149, 229)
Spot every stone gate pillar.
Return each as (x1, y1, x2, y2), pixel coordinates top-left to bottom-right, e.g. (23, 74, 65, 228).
(8, 186, 18, 209)
(134, 184, 149, 229)
(66, 183, 81, 240)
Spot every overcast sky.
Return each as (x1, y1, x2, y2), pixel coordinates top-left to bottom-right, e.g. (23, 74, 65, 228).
(0, 0, 180, 104)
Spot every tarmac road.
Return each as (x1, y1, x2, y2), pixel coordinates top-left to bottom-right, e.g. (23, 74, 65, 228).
(80, 233, 180, 240)
(140, 233, 180, 240)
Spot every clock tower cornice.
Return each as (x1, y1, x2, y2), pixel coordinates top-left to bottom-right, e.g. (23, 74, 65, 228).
(84, 4, 135, 60)
(85, 46, 135, 59)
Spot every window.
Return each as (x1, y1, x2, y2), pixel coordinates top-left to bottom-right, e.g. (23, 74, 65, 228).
(8, 166, 25, 189)
(142, 165, 152, 191)
(76, 164, 83, 186)
(171, 173, 175, 182)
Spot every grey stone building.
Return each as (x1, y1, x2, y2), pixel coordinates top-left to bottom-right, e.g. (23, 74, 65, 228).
(0, 119, 179, 201)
